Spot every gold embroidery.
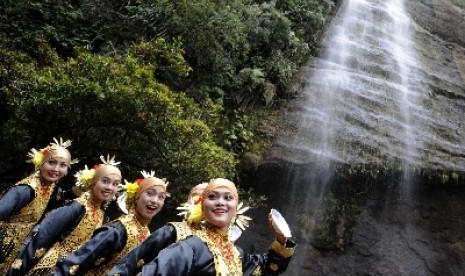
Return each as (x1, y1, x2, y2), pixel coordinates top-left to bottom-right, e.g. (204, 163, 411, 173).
(170, 221, 194, 241)
(69, 264, 79, 275)
(35, 248, 47, 258)
(94, 257, 106, 266)
(0, 176, 56, 272)
(270, 240, 295, 258)
(11, 258, 22, 269)
(269, 263, 279, 271)
(252, 266, 262, 276)
(195, 227, 242, 276)
(27, 195, 104, 274)
(85, 214, 150, 275)
(137, 259, 145, 268)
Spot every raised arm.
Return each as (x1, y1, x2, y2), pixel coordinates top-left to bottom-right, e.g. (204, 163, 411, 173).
(240, 239, 296, 275)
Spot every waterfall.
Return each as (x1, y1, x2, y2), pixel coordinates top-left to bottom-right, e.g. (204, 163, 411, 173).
(275, 0, 425, 167)
(271, 0, 425, 225)
(267, 0, 429, 272)
(245, 0, 465, 274)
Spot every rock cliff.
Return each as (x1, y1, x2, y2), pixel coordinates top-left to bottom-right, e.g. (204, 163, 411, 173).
(239, 1, 465, 275)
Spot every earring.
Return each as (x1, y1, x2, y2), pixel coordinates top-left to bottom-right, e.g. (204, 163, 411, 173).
(103, 200, 110, 210)
(103, 194, 117, 210)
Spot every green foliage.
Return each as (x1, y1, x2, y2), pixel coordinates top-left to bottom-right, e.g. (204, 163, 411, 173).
(0, 0, 338, 206)
(213, 110, 255, 158)
(237, 186, 267, 209)
(0, 0, 337, 108)
(0, 41, 236, 204)
(275, 0, 335, 52)
(137, 0, 330, 106)
(0, 0, 171, 59)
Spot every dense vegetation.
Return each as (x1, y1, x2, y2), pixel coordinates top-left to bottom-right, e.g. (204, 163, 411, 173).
(0, 0, 336, 209)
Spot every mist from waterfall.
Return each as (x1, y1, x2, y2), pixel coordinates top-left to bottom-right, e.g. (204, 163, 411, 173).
(277, 0, 425, 165)
(254, 0, 465, 274)
(273, 0, 428, 248)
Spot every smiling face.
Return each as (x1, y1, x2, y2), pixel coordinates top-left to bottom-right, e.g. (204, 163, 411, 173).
(90, 173, 121, 205)
(135, 186, 167, 221)
(202, 187, 239, 233)
(39, 157, 69, 183)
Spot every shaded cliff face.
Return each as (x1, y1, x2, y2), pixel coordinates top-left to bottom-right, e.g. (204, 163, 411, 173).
(239, 0, 465, 275)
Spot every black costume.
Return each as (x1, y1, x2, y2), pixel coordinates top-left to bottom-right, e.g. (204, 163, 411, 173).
(0, 176, 74, 273)
(53, 214, 150, 275)
(107, 221, 193, 276)
(109, 222, 295, 276)
(140, 227, 295, 276)
(6, 194, 105, 276)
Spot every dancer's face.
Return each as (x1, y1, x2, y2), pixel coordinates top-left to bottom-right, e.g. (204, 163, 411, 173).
(40, 157, 69, 183)
(90, 174, 120, 204)
(135, 186, 167, 221)
(202, 187, 238, 232)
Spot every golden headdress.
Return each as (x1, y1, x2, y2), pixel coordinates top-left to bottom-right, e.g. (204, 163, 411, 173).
(177, 178, 251, 242)
(27, 137, 78, 171)
(74, 155, 121, 192)
(117, 170, 169, 214)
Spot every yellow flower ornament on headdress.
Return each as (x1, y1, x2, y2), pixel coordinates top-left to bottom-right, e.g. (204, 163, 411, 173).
(74, 165, 95, 188)
(74, 155, 121, 192)
(27, 137, 78, 171)
(182, 194, 204, 228)
(177, 178, 252, 241)
(126, 180, 140, 199)
(117, 170, 169, 214)
(117, 179, 141, 214)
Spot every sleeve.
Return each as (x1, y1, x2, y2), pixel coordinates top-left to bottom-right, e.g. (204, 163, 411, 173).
(6, 201, 85, 276)
(44, 186, 79, 213)
(241, 239, 296, 276)
(0, 185, 35, 220)
(106, 224, 177, 276)
(139, 239, 197, 276)
(53, 221, 127, 276)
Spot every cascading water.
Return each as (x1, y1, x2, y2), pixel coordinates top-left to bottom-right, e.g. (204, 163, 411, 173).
(241, 0, 465, 274)
(263, 0, 435, 273)
(274, 0, 426, 170)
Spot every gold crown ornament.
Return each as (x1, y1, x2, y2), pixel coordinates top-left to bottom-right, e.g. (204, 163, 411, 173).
(27, 137, 78, 171)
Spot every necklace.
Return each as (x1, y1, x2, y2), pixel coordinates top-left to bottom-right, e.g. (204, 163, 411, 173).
(87, 195, 103, 221)
(196, 226, 242, 275)
(134, 213, 150, 242)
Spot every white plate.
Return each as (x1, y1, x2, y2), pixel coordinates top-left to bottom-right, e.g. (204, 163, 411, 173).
(270, 208, 292, 238)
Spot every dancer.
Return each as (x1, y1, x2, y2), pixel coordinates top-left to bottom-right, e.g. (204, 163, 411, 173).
(6, 155, 121, 275)
(52, 171, 169, 275)
(107, 182, 211, 276)
(139, 178, 295, 276)
(0, 138, 77, 273)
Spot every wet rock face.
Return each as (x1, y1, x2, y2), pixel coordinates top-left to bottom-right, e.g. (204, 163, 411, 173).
(268, 0, 465, 171)
(297, 184, 465, 275)
(410, 0, 465, 47)
(240, 1, 465, 275)
(239, 162, 465, 275)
